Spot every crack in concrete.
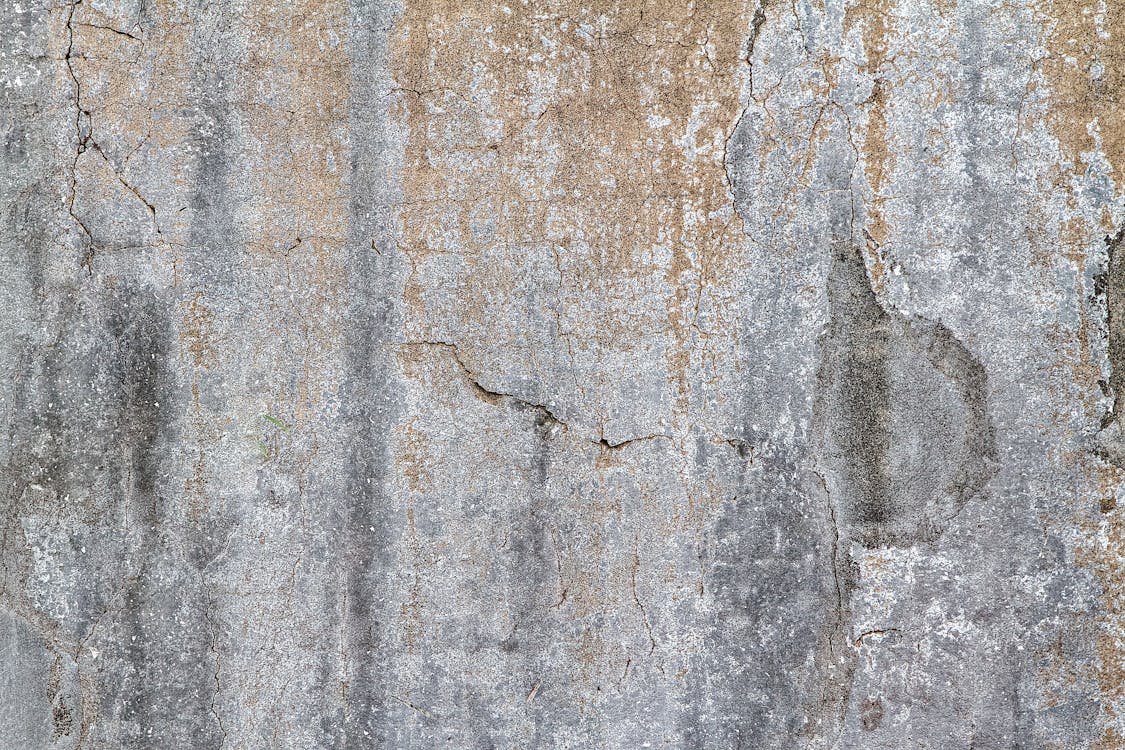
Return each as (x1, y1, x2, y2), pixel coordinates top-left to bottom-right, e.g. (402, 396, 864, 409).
(62, 0, 162, 273)
(405, 340, 675, 451)
(631, 538, 657, 656)
(64, 0, 95, 271)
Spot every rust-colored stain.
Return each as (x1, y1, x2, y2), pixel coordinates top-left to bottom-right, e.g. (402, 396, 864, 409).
(239, 0, 351, 425)
(397, 418, 435, 493)
(1075, 456, 1125, 744)
(391, 0, 754, 419)
(241, 1, 350, 260)
(845, 0, 895, 287)
(71, 0, 353, 426)
(1095, 726, 1125, 750)
(1039, 0, 1125, 188)
(65, 0, 195, 244)
(180, 292, 215, 369)
(1040, 4, 1125, 743)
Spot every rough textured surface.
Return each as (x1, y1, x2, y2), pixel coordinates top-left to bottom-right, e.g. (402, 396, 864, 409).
(2, 0, 1124, 748)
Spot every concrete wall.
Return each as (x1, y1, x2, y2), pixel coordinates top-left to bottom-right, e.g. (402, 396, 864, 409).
(1, 0, 1122, 747)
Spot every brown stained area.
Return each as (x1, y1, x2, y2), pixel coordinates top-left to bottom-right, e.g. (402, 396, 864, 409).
(1039, 0, 1125, 189)
(1074, 455, 1125, 742)
(75, 0, 351, 421)
(398, 418, 435, 493)
(240, 1, 351, 425)
(180, 292, 216, 369)
(845, 0, 896, 286)
(391, 0, 753, 421)
(1040, 4, 1125, 741)
(66, 2, 196, 246)
(1095, 727, 1125, 750)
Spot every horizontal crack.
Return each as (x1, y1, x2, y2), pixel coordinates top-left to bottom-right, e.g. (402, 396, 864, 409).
(853, 627, 900, 647)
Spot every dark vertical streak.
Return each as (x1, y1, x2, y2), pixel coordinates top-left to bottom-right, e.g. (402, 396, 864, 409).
(822, 244, 893, 530)
(1097, 224, 1125, 429)
(108, 8, 244, 746)
(109, 290, 218, 750)
(502, 414, 560, 748)
(816, 244, 995, 548)
(339, 3, 400, 746)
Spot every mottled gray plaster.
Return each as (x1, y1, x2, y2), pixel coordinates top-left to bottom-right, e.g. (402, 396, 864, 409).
(2, 0, 1124, 748)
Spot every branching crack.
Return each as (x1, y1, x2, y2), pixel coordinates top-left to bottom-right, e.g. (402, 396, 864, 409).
(64, 0, 95, 269)
(87, 139, 161, 232)
(63, 1, 159, 272)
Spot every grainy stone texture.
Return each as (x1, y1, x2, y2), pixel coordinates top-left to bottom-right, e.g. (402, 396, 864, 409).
(2, 0, 1124, 748)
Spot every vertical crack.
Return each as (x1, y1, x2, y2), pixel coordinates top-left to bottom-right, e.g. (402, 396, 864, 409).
(631, 537, 657, 656)
(64, 0, 95, 270)
(723, 1, 766, 239)
(200, 584, 227, 749)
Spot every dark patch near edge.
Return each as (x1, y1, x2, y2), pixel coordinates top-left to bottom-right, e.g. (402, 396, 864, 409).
(686, 448, 840, 749)
(500, 415, 563, 747)
(800, 244, 998, 746)
(103, 287, 173, 508)
(1095, 224, 1125, 429)
(816, 244, 997, 549)
(105, 287, 223, 750)
(917, 317, 997, 516)
(821, 244, 894, 531)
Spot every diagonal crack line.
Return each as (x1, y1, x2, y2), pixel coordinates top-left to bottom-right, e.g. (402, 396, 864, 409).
(403, 341, 671, 451)
(77, 22, 142, 42)
(408, 340, 567, 424)
(853, 627, 900, 647)
(632, 538, 657, 655)
(87, 139, 161, 232)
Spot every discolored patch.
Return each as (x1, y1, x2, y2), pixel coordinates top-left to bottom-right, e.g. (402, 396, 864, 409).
(815, 244, 997, 548)
(845, 0, 896, 283)
(859, 696, 884, 731)
(1038, 0, 1125, 186)
(1096, 226, 1125, 431)
(391, 0, 754, 423)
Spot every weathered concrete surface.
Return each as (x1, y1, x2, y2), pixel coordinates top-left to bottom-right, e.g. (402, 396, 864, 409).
(2, 0, 1124, 747)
